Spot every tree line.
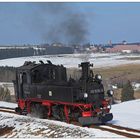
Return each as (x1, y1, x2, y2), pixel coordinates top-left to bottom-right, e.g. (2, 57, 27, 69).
(0, 66, 16, 82)
(0, 48, 34, 59)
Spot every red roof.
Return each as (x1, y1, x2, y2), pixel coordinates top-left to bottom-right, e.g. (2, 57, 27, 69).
(106, 44, 140, 53)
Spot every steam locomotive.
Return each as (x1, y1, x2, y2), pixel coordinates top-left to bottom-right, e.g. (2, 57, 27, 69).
(14, 60, 113, 126)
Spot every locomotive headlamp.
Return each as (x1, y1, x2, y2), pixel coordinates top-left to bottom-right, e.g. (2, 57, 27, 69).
(107, 90, 114, 97)
(95, 74, 102, 80)
(84, 93, 88, 98)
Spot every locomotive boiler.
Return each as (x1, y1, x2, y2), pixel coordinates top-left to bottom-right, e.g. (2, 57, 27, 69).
(14, 60, 113, 126)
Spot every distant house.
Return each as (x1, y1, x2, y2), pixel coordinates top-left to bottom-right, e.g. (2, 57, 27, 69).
(111, 84, 118, 89)
(121, 50, 132, 54)
(106, 44, 140, 53)
(131, 82, 140, 91)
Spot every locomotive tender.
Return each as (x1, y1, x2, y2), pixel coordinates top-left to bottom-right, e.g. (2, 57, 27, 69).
(14, 60, 113, 126)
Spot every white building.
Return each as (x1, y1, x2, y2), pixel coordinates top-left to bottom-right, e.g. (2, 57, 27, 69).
(131, 82, 140, 91)
(0, 82, 15, 95)
(121, 50, 132, 53)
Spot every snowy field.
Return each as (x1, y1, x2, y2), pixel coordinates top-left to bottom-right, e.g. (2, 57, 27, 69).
(0, 53, 140, 68)
(110, 99, 140, 130)
(0, 99, 140, 138)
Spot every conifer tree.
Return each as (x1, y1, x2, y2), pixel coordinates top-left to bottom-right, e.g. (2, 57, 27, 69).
(121, 80, 135, 102)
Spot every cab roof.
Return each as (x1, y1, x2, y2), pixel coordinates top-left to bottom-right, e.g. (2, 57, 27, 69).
(17, 60, 64, 71)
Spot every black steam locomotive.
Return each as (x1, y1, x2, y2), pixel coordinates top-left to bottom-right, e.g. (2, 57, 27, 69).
(14, 60, 113, 126)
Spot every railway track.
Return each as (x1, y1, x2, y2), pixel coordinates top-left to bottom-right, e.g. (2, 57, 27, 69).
(90, 124, 140, 138)
(0, 107, 140, 138)
(0, 107, 16, 114)
(106, 123, 140, 134)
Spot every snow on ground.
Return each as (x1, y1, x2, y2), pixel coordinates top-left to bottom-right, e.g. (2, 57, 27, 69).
(0, 99, 140, 137)
(0, 53, 140, 68)
(110, 99, 140, 130)
(0, 112, 122, 138)
(0, 101, 17, 109)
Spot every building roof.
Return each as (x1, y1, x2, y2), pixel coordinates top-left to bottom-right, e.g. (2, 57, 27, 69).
(106, 44, 140, 52)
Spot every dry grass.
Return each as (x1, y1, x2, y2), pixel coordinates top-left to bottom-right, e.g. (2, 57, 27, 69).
(94, 64, 140, 81)
(134, 90, 140, 99)
(67, 64, 140, 80)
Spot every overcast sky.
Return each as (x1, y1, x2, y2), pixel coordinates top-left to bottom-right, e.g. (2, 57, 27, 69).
(0, 2, 140, 45)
